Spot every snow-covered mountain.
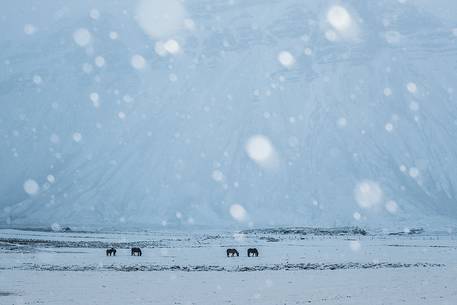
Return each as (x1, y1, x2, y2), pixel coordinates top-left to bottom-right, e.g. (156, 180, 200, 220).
(1, 0, 457, 229)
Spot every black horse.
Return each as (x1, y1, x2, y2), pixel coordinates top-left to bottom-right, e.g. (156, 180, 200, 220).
(131, 247, 142, 256)
(247, 248, 259, 257)
(106, 248, 116, 256)
(226, 248, 239, 257)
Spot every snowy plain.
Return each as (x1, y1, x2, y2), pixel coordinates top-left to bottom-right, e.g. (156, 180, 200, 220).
(1, 228, 457, 304)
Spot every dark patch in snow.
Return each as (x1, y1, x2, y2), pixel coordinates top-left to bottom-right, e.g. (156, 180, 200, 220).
(259, 237, 280, 242)
(241, 227, 368, 236)
(4, 262, 444, 272)
(0, 238, 162, 249)
(0, 291, 16, 296)
(0, 226, 78, 233)
(0, 242, 38, 253)
(388, 228, 425, 236)
(387, 244, 456, 248)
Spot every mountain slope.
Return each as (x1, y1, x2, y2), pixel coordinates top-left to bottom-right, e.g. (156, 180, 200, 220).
(1, 0, 457, 229)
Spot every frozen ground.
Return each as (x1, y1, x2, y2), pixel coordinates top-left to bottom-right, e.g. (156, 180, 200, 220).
(1, 228, 457, 304)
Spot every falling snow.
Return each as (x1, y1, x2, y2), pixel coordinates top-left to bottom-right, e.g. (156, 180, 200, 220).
(90, 92, 100, 108)
(33, 75, 42, 84)
(325, 30, 337, 41)
(245, 135, 277, 168)
(385, 122, 394, 132)
(337, 117, 347, 128)
(89, 9, 100, 20)
(95, 56, 105, 67)
(327, 6, 352, 32)
(109, 31, 119, 40)
(73, 28, 91, 47)
(353, 212, 361, 220)
(409, 167, 420, 178)
(164, 39, 181, 54)
(383, 88, 392, 96)
(229, 204, 247, 222)
(385, 200, 399, 214)
(136, 0, 187, 39)
(354, 181, 383, 209)
(211, 170, 224, 182)
(406, 82, 417, 94)
(131, 54, 146, 69)
(154, 41, 168, 56)
(23, 179, 39, 195)
(24, 24, 36, 35)
(277, 51, 295, 68)
(47, 175, 56, 184)
(72, 132, 82, 143)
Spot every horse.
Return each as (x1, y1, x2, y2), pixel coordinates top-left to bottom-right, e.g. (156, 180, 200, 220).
(106, 248, 116, 256)
(131, 247, 142, 256)
(247, 248, 259, 257)
(226, 248, 239, 257)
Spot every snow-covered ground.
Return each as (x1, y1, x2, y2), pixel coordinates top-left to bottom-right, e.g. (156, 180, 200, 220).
(1, 228, 456, 304)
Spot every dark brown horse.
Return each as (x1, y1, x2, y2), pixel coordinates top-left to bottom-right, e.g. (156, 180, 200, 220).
(106, 248, 116, 256)
(247, 248, 259, 257)
(131, 247, 142, 256)
(226, 248, 239, 257)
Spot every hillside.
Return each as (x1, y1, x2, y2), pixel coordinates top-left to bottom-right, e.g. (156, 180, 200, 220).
(1, 0, 457, 229)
